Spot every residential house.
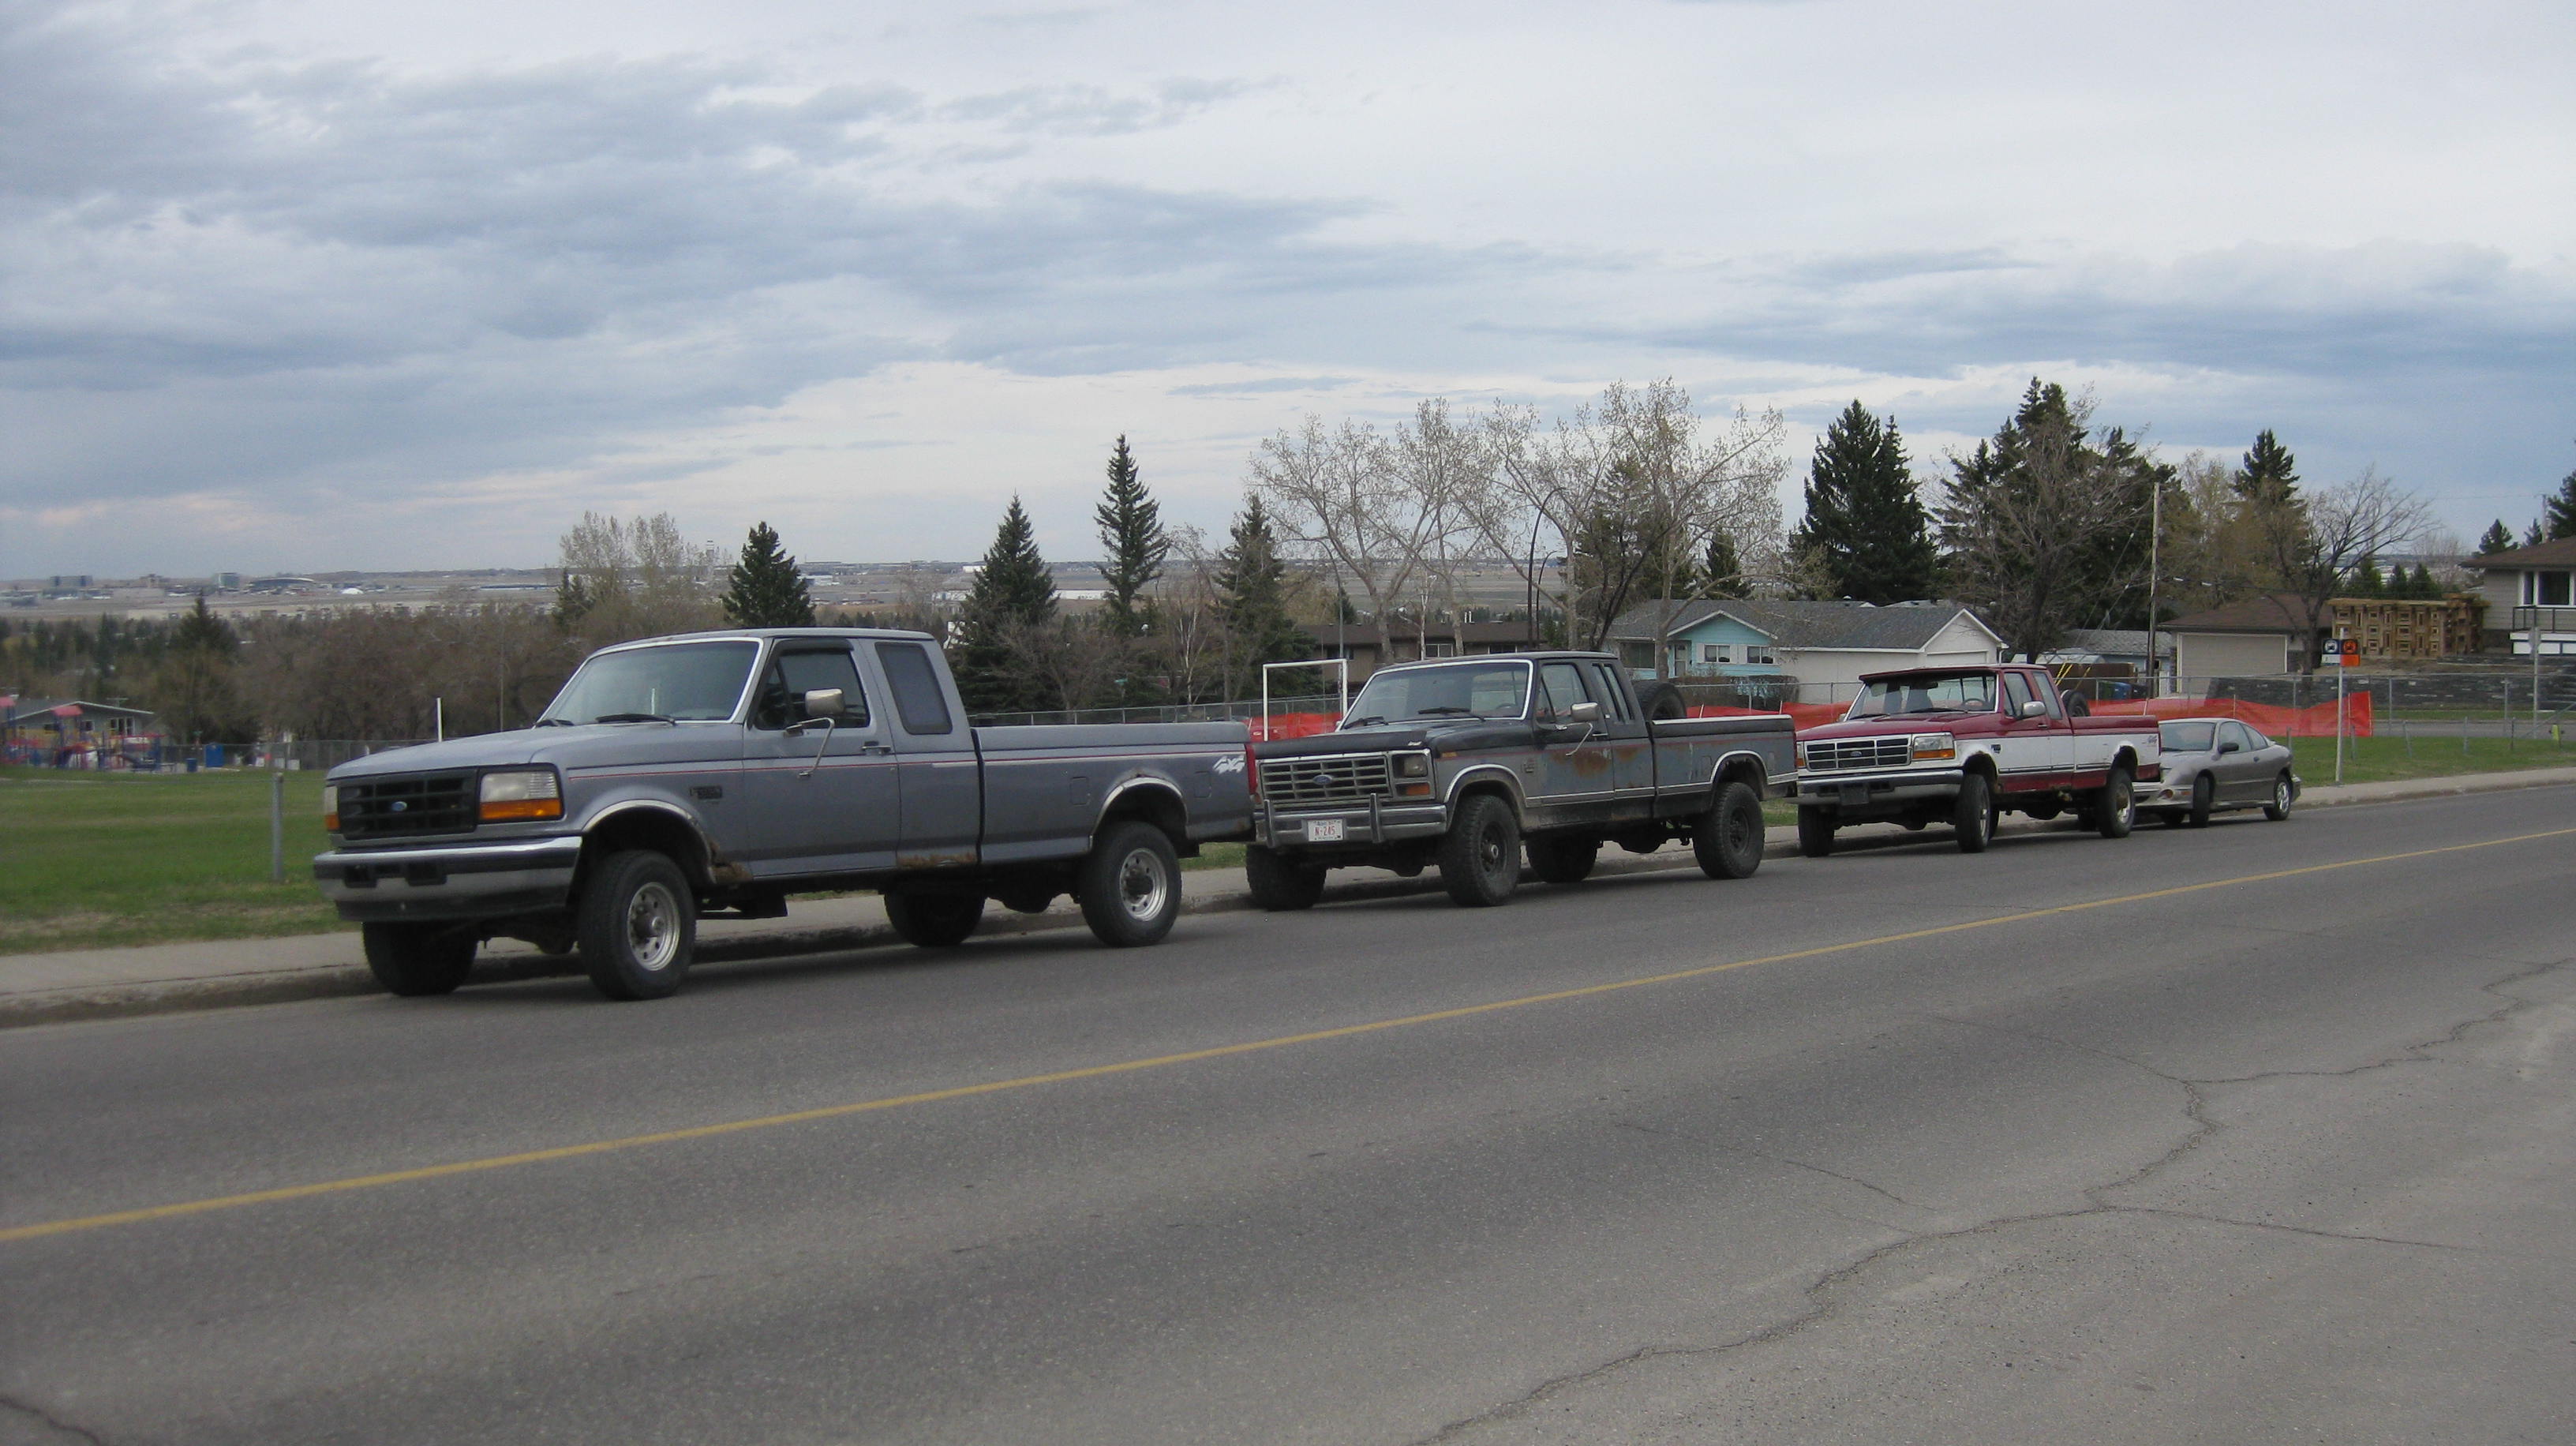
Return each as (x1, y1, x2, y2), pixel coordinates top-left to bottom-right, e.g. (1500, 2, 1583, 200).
(2464, 538, 2576, 656)
(1301, 618, 1548, 682)
(1604, 600, 2003, 702)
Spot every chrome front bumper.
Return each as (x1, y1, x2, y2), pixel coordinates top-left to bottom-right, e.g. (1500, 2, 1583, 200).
(313, 835, 583, 922)
(1257, 798, 1447, 851)
(1795, 767, 1966, 811)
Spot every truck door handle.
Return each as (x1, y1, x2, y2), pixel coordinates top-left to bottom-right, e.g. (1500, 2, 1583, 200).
(859, 740, 893, 755)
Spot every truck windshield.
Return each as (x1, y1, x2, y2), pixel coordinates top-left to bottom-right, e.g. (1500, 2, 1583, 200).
(1342, 661, 1531, 726)
(540, 641, 759, 724)
(1850, 672, 1999, 717)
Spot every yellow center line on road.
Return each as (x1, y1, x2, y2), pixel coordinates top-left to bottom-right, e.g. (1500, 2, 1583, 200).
(8, 824, 2573, 1246)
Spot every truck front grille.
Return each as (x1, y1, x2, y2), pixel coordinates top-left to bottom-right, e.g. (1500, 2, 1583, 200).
(1260, 754, 1393, 807)
(1803, 736, 1914, 774)
(339, 773, 477, 840)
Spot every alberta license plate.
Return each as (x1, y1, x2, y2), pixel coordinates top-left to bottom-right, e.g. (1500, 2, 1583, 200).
(1306, 819, 1346, 842)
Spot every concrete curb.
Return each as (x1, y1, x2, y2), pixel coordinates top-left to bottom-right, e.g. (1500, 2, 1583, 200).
(9, 767, 2570, 1028)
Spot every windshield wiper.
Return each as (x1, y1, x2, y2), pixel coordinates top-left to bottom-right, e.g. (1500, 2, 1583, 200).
(1413, 706, 1479, 717)
(593, 712, 676, 725)
(1342, 714, 1387, 729)
(534, 717, 575, 728)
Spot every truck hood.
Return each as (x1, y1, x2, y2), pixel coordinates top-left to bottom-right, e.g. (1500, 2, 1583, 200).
(1253, 717, 1535, 759)
(1798, 711, 1992, 740)
(324, 722, 735, 781)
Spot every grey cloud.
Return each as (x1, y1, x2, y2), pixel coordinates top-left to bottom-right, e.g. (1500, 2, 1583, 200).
(939, 78, 1256, 136)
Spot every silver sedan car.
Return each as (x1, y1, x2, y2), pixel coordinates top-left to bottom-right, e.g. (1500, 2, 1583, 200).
(2142, 717, 2301, 827)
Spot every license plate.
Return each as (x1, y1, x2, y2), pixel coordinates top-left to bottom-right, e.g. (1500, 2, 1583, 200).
(1306, 819, 1346, 842)
(1840, 782, 1869, 806)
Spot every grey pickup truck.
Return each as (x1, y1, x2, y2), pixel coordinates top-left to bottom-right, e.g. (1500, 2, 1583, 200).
(313, 628, 1252, 1001)
(1245, 652, 1797, 908)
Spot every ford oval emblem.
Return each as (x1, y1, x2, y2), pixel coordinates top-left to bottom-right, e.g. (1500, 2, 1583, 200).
(391, 800, 408, 812)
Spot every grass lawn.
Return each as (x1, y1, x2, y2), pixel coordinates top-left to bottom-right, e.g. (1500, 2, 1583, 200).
(2285, 731, 2575, 786)
(0, 766, 343, 955)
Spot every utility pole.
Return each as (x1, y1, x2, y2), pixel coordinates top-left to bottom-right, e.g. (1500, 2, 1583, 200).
(268, 766, 285, 886)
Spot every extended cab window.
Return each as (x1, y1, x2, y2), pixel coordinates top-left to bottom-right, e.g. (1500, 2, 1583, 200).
(754, 647, 868, 730)
(874, 642, 956, 734)
(1586, 664, 1634, 720)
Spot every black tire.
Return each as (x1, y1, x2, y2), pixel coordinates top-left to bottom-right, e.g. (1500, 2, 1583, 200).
(576, 850, 695, 1002)
(1440, 792, 1522, 907)
(1795, 806, 1837, 859)
(361, 922, 475, 997)
(1953, 772, 1996, 853)
(2262, 773, 2295, 822)
(1526, 833, 1600, 885)
(1695, 780, 1765, 879)
(1078, 820, 1181, 946)
(886, 890, 983, 947)
(2094, 765, 2136, 839)
(1245, 845, 1327, 911)
(2187, 774, 2215, 828)
(1637, 682, 1687, 721)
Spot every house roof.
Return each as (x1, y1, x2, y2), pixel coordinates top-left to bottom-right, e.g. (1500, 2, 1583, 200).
(2465, 538, 2576, 570)
(2, 698, 158, 726)
(2051, 627, 2169, 657)
(1608, 598, 1997, 652)
(1298, 620, 1547, 646)
(2161, 594, 2324, 635)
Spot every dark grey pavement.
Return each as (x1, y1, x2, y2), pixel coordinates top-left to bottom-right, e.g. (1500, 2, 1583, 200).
(4, 787, 2573, 1444)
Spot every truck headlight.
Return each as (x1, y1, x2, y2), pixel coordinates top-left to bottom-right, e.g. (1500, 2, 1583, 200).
(1910, 732, 1956, 762)
(1794, 740, 1810, 769)
(323, 785, 339, 833)
(478, 767, 564, 822)
(1392, 751, 1432, 796)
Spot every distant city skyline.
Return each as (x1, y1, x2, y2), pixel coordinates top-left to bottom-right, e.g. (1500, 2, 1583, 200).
(8, 1, 2572, 577)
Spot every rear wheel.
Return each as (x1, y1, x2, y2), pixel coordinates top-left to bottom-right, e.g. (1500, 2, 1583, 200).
(1795, 806, 1837, 859)
(361, 922, 475, 997)
(1695, 781, 1765, 879)
(1440, 793, 1522, 907)
(2263, 773, 2295, 822)
(2187, 774, 2215, 828)
(577, 850, 695, 1001)
(2094, 765, 2136, 839)
(1526, 834, 1600, 885)
(1078, 820, 1181, 946)
(885, 890, 983, 947)
(1245, 845, 1327, 911)
(1953, 773, 1996, 853)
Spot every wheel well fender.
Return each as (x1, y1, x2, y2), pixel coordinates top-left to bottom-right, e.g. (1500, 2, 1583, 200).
(1447, 770, 1524, 824)
(1710, 751, 1767, 799)
(581, 804, 716, 892)
(2110, 746, 2139, 774)
(1096, 778, 1189, 850)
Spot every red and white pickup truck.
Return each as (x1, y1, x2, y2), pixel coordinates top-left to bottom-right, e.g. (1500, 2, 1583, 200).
(1790, 663, 2162, 856)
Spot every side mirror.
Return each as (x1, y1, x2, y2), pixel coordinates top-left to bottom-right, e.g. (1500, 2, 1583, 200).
(802, 687, 846, 720)
(2218, 740, 2240, 755)
(1569, 701, 1602, 724)
(2020, 699, 2047, 719)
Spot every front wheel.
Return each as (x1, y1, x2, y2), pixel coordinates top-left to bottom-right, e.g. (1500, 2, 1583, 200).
(1245, 845, 1327, 911)
(886, 890, 983, 947)
(2187, 774, 2215, 828)
(1079, 820, 1181, 946)
(361, 922, 475, 997)
(577, 850, 695, 1001)
(2094, 765, 2136, 839)
(1695, 781, 1765, 879)
(1526, 833, 1600, 885)
(2263, 773, 2296, 822)
(1795, 806, 1837, 859)
(1440, 793, 1522, 907)
(1953, 773, 1996, 853)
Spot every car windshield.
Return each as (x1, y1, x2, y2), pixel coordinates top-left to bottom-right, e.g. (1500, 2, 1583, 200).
(2159, 721, 2218, 753)
(1343, 661, 1531, 725)
(1849, 672, 1999, 717)
(540, 641, 758, 724)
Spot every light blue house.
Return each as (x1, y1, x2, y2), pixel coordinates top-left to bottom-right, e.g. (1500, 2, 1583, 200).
(1607, 599, 2004, 697)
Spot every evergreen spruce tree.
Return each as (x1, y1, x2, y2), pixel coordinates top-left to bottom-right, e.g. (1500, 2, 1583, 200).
(721, 522, 816, 628)
(2348, 556, 2385, 597)
(2477, 519, 2516, 555)
(1094, 436, 1167, 639)
(2544, 458, 2576, 541)
(952, 497, 1059, 713)
(2233, 429, 2301, 504)
(1698, 529, 1749, 599)
(1792, 401, 1938, 604)
(2408, 563, 2439, 598)
(1212, 496, 1309, 699)
(2525, 519, 2547, 548)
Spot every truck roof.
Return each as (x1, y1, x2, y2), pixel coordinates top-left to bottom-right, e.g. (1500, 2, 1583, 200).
(594, 627, 940, 651)
(1856, 661, 2031, 684)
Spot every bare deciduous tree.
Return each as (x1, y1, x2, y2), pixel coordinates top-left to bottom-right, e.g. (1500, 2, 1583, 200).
(554, 511, 723, 646)
(2256, 466, 2433, 667)
(1249, 402, 1482, 657)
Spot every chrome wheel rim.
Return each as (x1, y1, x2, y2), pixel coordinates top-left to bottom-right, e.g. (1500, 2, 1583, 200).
(2275, 779, 2292, 813)
(626, 881, 681, 972)
(1117, 847, 1170, 922)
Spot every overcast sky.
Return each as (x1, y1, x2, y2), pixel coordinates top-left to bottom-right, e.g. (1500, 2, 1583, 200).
(5, 0, 2571, 577)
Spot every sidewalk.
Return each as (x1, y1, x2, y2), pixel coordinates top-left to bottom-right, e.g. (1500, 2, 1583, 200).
(9, 766, 2571, 1028)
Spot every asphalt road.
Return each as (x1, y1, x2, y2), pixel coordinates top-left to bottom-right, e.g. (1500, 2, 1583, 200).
(6, 789, 2574, 1445)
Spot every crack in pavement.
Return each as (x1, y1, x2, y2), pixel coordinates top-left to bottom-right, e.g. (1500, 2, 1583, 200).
(1413, 957, 2576, 1444)
(1608, 1119, 1930, 1214)
(0, 1393, 108, 1446)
